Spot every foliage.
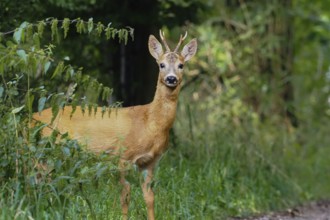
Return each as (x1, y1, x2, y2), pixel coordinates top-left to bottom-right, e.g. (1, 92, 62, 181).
(0, 0, 330, 219)
(0, 18, 132, 219)
(172, 0, 330, 218)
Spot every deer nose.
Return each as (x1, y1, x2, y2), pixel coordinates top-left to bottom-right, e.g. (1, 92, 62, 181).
(165, 75, 178, 86)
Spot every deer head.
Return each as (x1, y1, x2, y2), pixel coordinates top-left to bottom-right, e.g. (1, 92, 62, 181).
(34, 30, 198, 220)
(148, 30, 197, 88)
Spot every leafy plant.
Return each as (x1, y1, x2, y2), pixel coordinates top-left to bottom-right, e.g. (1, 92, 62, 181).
(0, 18, 133, 218)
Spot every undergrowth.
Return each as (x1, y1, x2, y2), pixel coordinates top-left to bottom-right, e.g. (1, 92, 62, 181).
(1, 18, 330, 220)
(1, 98, 328, 220)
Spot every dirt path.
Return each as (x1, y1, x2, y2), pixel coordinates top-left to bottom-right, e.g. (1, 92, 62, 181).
(231, 200, 330, 220)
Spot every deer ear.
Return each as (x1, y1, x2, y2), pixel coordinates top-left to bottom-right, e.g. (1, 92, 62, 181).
(181, 38, 197, 62)
(148, 35, 163, 60)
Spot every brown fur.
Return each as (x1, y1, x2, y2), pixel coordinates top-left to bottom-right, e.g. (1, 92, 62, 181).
(33, 33, 197, 220)
(33, 81, 178, 168)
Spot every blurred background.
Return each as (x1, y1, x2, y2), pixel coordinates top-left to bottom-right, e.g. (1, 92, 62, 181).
(1, 0, 329, 119)
(1, 0, 330, 219)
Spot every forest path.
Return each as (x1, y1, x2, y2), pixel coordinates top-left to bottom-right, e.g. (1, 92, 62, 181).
(231, 200, 330, 220)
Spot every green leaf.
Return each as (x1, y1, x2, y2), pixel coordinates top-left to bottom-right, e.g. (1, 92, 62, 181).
(112, 28, 117, 39)
(87, 18, 94, 33)
(44, 61, 51, 74)
(102, 87, 112, 101)
(17, 49, 27, 63)
(62, 18, 70, 39)
(38, 97, 47, 113)
(33, 33, 40, 49)
(96, 22, 104, 36)
(64, 66, 74, 81)
(51, 19, 58, 41)
(26, 24, 34, 41)
(52, 61, 64, 79)
(80, 166, 89, 175)
(105, 27, 112, 40)
(76, 18, 85, 34)
(13, 21, 28, 44)
(13, 28, 22, 44)
(37, 20, 46, 36)
(118, 29, 123, 42)
(12, 105, 25, 114)
(123, 29, 128, 45)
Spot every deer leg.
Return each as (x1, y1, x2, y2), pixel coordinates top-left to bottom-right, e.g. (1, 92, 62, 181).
(141, 166, 155, 220)
(119, 161, 131, 220)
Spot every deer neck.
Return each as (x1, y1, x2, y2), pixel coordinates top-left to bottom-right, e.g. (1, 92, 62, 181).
(149, 75, 181, 131)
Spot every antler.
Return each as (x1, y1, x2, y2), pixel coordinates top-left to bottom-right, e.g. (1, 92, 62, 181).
(174, 31, 188, 53)
(159, 30, 171, 53)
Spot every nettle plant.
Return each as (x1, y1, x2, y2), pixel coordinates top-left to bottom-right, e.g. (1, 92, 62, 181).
(0, 18, 132, 216)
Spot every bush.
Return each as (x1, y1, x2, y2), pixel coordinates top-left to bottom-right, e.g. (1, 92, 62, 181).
(0, 18, 132, 219)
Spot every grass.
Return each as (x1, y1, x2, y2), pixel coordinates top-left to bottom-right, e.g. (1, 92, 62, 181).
(0, 101, 329, 220)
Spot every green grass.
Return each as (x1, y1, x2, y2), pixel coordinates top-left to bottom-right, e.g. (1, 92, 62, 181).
(1, 103, 330, 220)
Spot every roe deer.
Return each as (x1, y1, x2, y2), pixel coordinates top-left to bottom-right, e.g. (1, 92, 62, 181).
(33, 30, 197, 220)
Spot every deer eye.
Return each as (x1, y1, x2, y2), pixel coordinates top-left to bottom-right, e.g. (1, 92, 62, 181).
(160, 63, 165, 68)
(178, 64, 184, 69)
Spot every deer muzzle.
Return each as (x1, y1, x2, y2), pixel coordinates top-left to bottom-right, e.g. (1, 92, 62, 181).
(164, 75, 178, 87)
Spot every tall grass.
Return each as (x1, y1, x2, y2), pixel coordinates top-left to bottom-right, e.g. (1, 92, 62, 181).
(1, 96, 328, 219)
